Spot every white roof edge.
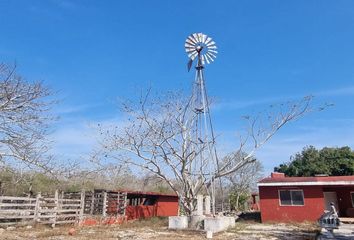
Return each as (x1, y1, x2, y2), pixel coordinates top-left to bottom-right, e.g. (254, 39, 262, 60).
(257, 181, 354, 187)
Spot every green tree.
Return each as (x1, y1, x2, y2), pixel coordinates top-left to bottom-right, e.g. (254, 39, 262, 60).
(274, 146, 354, 176)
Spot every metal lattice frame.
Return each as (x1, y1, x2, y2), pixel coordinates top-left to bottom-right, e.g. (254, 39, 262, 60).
(185, 33, 221, 215)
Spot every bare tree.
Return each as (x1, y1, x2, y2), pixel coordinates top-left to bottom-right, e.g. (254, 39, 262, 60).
(225, 158, 263, 211)
(0, 63, 54, 171)
(97, 89, 324, 215)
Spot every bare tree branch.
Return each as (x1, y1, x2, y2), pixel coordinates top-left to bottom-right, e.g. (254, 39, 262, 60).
(0, 63, 55, 172)
(97, 90, 328, 215)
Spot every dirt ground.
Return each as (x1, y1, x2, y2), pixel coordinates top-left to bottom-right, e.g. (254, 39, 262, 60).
(0, 218, 320, 240)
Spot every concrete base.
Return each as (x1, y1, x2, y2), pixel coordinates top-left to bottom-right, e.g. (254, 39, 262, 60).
(206, 230, 213, 239)
(189, 215, 205, 230)
(169, 215, 235, 233)
(168, 216, 189, 230)
(204, 216, 235, 233)
(226, 216, 236, 228)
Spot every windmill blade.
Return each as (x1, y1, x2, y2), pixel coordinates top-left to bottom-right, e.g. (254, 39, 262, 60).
(185, 42, 195, 48)
(192, 33, 199, 42)
(185, 46, 195, 52)
(205, 53, 214, 62)
(187, 50, 196, 55)
(188, 35, 197, 44)
(190, 51, 198, 60)
(207, 43, 217, 48)
(188, 51, 198, 59)
(201, 55, 205, 65)
(207, 43, 216, 48)
(208, 49, 218, 54)
(198, 33, 205, 43)
(208, 45, 217, 50)
(186, 48, 196, 53)
(188, 49, 196, 56)
(201, 34, 207, 43)
(207, 52, 216, 60)
(203, 55, 210, 64)
(207, 51, 217, 58)
(185, 47, 196, 52)
(186, 38, 196, 46)
(204, 53, 212, 62)
(205, 37, 212, 45)
(197, 33, 202, 42)
(206, 41, 216, 47)
(186, 48, 195, 54)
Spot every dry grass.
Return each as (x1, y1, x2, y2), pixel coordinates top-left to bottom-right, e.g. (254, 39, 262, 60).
(120, 217, 168, 229)
(0, 218, 320, 240)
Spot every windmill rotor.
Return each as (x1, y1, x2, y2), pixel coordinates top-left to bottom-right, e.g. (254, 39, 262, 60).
(185, 33, 217, 70)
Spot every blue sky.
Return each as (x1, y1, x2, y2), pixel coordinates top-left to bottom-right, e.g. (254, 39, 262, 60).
(1, 0, 354, 175)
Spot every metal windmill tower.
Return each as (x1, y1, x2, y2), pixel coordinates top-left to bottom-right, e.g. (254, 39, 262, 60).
(184, 33, 220, 215)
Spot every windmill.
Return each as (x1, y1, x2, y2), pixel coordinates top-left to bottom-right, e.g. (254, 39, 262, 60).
(184, 33, 221, 215)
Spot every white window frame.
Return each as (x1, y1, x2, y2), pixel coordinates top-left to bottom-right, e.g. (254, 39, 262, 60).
(278, 189, 305, 206)
(351, 191, 354, 207)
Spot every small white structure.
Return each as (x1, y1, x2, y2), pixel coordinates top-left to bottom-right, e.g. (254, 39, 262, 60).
(168, 216, 189, 229)
(168, 194, 236, 236)
(206, 230, 213, 239)
(204, 216, 235, 233)
(189, 215, 205, 229)
(196, 195, 204, 216)
(204, 196, 211, 215)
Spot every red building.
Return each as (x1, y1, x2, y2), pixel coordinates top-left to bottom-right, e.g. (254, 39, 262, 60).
(123, 191, 179, 220)
(247, 192, 260, 211)
(258, 172, 354, 222)
(83, 190, 179, 226)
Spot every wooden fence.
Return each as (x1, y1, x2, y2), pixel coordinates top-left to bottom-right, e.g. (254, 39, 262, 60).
(0, 189, 127, 227)
(84, 189, 127, 216)
(0, 190, 84, 227)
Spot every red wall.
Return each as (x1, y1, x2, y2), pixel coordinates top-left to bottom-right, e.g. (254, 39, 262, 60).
(156, 196, 179, 216)
(125, 196, 178, 220)
(125, 205, 157, 220)
(259, 186, 325, 222)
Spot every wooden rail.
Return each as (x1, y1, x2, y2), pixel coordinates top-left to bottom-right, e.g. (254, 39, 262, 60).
(0, 190, 85, 227)
(0, 189, 128, 227)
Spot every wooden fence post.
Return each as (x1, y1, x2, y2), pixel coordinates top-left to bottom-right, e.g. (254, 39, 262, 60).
(34, 192, 41, 224)
(79, 190, 85, 224)
(52, 190, 59, 227)
(90, 191, 95, 215)
(102, 191, 107, 218)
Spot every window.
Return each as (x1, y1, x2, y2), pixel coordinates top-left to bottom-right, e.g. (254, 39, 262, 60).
(279, 190, 304, 206)
(351, 192, 354, 207)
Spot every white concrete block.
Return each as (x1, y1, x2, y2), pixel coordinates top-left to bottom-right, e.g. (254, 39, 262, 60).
(204, 216, 236, 233)
(227, 216, 235, 228)
(204, 196, 211, 215)
(197, 195, 203, 216)
(206, 230, 213, 239)
(168, 216, 188, 230)
(189, 215, 205, 229)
